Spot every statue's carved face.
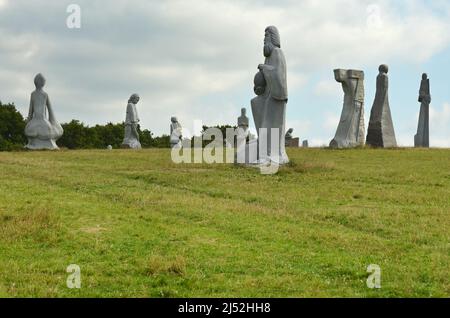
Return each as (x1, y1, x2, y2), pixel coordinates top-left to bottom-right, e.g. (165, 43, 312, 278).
(241, 108, 246, 116)
(264, 31, 274, 57)
(34, 74, 46, 89)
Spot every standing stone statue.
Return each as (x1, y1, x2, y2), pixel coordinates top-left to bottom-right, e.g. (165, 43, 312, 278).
(238, 108, 249, 136)
(250, 26, 289, 164)
(24, 73, 64, 150)
(170, 117, 182, 149)
(302, 140, 309, 148)
(330, 69, 365, 148)
(366, 65, 397, 148)
(414, 73, 431, 148)
(121, 94, 142, 149)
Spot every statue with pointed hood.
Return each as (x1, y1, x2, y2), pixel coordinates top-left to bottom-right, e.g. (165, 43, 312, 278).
(414, 73, 430, 148)
(24, 73, 64, 150)
(121, 93, 142, 149)
(251, 26, 289, 164)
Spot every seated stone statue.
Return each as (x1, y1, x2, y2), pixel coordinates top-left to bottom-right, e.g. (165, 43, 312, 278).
(170, 117, 182, 149)
(121, 94, 142, 149)
(25, 73, 64, 150)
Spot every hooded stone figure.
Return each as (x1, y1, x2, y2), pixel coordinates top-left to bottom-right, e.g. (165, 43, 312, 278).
(121, 93, 142, 149)
(414, 73, 430, 148)
(251, 26, 289, 164)
(24, 73, 64, 150)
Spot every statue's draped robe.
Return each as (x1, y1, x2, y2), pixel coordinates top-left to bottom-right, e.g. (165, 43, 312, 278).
(25, 90, 63, 150)
(366, 73, 397, 148)
(122, 103, 141, 149)
(251, 47, 289, 164)
(415, 79, 430, 147)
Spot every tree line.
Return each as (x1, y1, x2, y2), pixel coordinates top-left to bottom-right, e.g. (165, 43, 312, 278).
(0, 102, 170, 151)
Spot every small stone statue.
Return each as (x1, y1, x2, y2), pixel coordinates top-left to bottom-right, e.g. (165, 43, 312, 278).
(366, 65, 397, 148)
(238, 108, 249, 138)
(302, 140, 309, 148)
(250, 26, 289, 164)
(330, 69, 365, 148)
(25, 73, 64, 150)
(170, 117, 182, 149)
(414, 73, 431, 148)
(285, 128, 293, 145)
(121, 94, 142, 149)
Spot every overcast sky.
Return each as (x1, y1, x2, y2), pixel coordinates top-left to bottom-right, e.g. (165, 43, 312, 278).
(1, 0, 449, 146)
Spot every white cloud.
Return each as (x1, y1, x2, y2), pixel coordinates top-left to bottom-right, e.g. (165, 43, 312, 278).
(430, 103, 450, 147)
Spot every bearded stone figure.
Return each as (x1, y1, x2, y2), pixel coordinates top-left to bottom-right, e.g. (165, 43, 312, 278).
(250, 26, 289, 164)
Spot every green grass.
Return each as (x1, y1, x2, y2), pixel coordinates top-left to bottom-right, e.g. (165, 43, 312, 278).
(0, 148, 449, 298)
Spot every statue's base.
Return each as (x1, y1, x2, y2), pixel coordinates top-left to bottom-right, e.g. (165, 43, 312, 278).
(286, 138, 299, 148)
(25, 138, 59, 150)
(121, 140, 142, 149)
(235, 139, 290, 166)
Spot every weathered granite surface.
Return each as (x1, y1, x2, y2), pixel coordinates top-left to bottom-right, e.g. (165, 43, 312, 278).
(414, 73, 430, 148)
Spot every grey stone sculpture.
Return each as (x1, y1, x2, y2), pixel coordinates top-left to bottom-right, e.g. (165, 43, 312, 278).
(121, 94, 142, 149)
(330, 69, 365, 148)
(414, 73, 431, 148)
(302, 140, 309, 148)
(170, 117, 182, 149)
(366, 65, 397, 148)
(250, 26, 289, 164)
(238, 108, 249, 135)
(285, 128, 299, 147)
(25, 73, 63, 150)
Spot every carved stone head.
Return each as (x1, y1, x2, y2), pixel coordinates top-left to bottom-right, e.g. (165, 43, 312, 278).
(171, 117, 178, 124)
(264, 26, 280, 57)
(379, 64, 389, 74)
(128, 93, 140, 104)
(34, 73, 46, 89)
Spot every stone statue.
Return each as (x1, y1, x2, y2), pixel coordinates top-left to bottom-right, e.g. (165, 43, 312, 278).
(121, 94, 142, 149)
(238, 108, 249, 135)
(24, 73, 63, 150)
(302, 140, 309, 148)
(330, 69, 365, 148)
(170, 117, 182, 149)
(250, 26, 289, 164)
(285, 128, 299, 147)
(366, 65, 397, 148)
(414, 73, 430, 148)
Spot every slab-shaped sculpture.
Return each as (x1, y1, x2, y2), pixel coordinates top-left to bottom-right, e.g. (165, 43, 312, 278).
(170, 117, 182, 149)
(366, 65, 397, 148)
(414, 73, 430, 148)
(330, 69, 365, 148)
(25, 73, 64, 150)
(302, 140, 309, 148)
(121, 94, 142, 149)
(250, 25, 289, 164)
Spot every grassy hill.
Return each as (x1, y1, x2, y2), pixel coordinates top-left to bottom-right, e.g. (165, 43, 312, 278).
(0, 148, 448, 297)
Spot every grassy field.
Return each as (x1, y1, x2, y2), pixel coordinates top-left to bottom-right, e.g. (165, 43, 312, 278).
(0, 148, 448, 298)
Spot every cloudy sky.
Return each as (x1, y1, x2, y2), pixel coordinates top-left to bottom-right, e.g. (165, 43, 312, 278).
(0, 0, 449, 146)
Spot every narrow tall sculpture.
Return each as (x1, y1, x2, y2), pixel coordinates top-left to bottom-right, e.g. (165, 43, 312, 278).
(170, 117, 182, 149)
(121, 94, 142, 149)
(250, 26, 289, 164)
(414, 73, 431, 148)
(366, 65, 397, 148)
(25, 73, 63, 150)
(330, 69, 365, 148)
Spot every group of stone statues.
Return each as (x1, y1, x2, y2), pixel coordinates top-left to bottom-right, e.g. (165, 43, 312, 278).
(330, 65, 431, 149)
(21, 25, 432, 158)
